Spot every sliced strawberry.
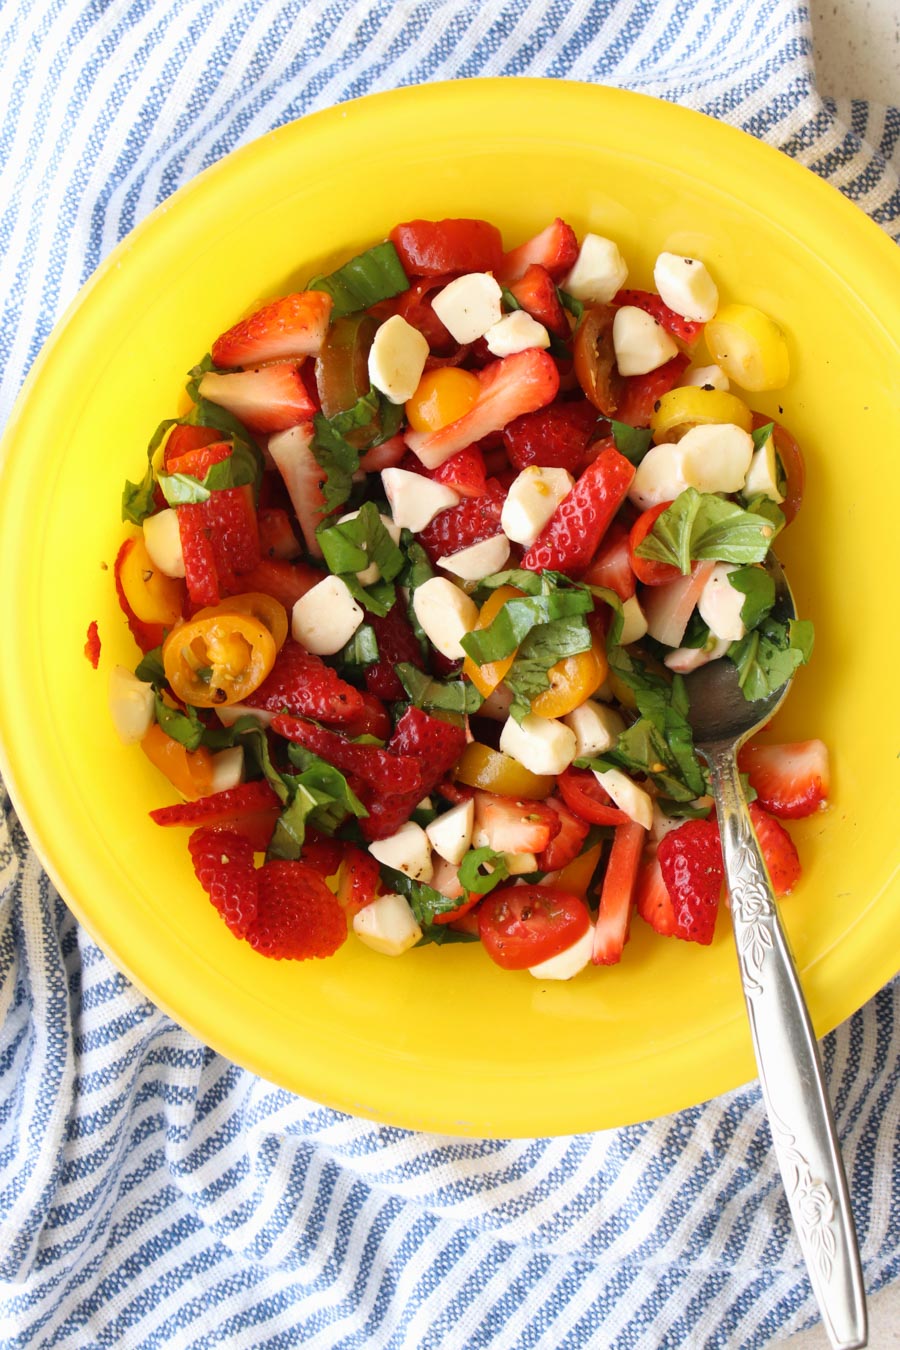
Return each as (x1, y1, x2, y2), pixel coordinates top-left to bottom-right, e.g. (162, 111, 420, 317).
(84, 620, 101, 669)
(189, 826, 259, 938)
(198, 364, 316, 436)
(502, 398, 600, 473)
(211, 291, 333, 368)
(165, 439, 232, 480)
(330, 690, 391, 742)
(473, 792, 561, 855)
(164, 424, 223, 470)
(300, 833, 345, 878)
(390, 275, 457, 354)
(497, 218, 579, 284)
(150, 780, 281, 828)
(267, 422, 327, 558)
(635, 855, 676, 936)
(335, 845, 381, 916)
(614, 288, 704, 346)
(615, 354, 691, 428)
(389, 219, 503, 278)
(508, 264, 570, 337)
(258, 507, 301, 561)
(592, 820, 646, 964)
(229, 558, 325, 610)
(207, 484, 261, 576)
(749, 802, 801, 896)
(360, 709, 468, 841)
(405, 349, 560, 469)
(364, 601, 425, 701)
(416, 478, 506, 563)
(738, 740, 830, 819)
(271, 715, 423, 795)
(435, 778, 476, 806)
(521, 446, 635, 576)
(245, 639, 364, 724)
(113, 538, 167, 653)
(247, 859, 347, 960)
(428, 444, 487, 498)
(536, 797, 590, 872)
(656, 817, 724, 945)
(357, 433, 409, 473)
(640, 560, 716, 649)
(177, 503, 222, 608)
(581, 519, 636, 601)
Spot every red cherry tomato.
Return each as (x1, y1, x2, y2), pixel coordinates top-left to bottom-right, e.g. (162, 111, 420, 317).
(629, 501, 682, 586)
(614, 353, 690, 428)
(557, 768, 630, 826)
(478, 886, 591, 970)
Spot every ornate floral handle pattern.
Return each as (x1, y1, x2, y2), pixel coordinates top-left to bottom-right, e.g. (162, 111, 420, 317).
(707, 743, 868, 1350)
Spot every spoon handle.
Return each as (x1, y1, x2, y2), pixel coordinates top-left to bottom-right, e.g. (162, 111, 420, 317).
(706, 745, 867, 1350)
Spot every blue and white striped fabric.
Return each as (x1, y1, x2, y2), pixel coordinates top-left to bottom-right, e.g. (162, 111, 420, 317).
(1, 3, 898, 1346)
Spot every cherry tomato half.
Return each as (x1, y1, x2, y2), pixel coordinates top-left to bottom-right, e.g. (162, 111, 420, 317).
(163, 608, 277, 707)
(141, 723, 214, 801)
(478, 886, 591, 970)
(628, 501, 682, 586)
(193, 592, 288, 654)
(572, 304, 623, 416)
(557, 767, 630, 826)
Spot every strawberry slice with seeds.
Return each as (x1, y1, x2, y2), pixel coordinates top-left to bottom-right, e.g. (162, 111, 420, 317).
(361, 709, 467, 840)
(749, 802, 801, 896)
(178, 502, 221, 607)
(581, 518, 636, 601)
(271, 715, 424, 795)
(267, 422, 327, 558)
(364, 601, 425, 701)
(165, 438, 233, 479)
(207, 484, 261, 576)
(405, 349, 560, 469)
(656, 817, 724, 945)
(508, 264, 570, 336)
(300, 833, 345, 879)
(635, 855, 676, 936)
(389, 219, 503, 278)
(244, 639, 364, 724)
(197, 363, 316, 435)
(521, 446, 635, 576)
(536, 796, 590, 872)
(164, 424, 224, 470)
(614, 288, 704, 347)
(151, 780, 281, 829)
(258, 507, 301, 560)
(336, 846, 381, 916)
(211, 291, 333, 368)
(496, 218, 579, 284)
(592, 820, 646, 964)
(614, 353, 691, 428)
(228, 558, 325, 610)
(473, 792, 561, 855)
(737, 740, 830, 819)
(502, 399, 601, 473)
(428, 444, 487, 498)
(247, 859, 347, 960)
(416, 478, 506, 563)
(189, 826, 259, 938)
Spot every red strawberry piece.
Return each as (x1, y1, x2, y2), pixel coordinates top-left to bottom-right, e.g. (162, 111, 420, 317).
(150, 780, 281, 829)
(435, 778, 476, 805)
(84, 620, 101, 669)
(164, 424, 223, 471)
(177, 503, 221, 608)
(536, 796, 590, 872)
(211, 291, 333, 368)
(656, 817, 724, 945)
(229, 558, 325, 611)
(301, 833, 345, 878)
(258, 507, 301, 561)
(614, 288, 704, 346)
(247, 859, 347, 960)
(508, 264, 570, 337)
(635, 855, 676, 936)
(364, 601, 425, 702)
(244, 639, 364, 724)
(405, 349, 560, 469)
(391, 275, 458, 354)
(749, 802, 801, 896)
(473, 792, 561, 855)
(197, 363, 316, 436)
(389, 219, 503, 278)
(267, 422, 327, 559)
(496, 218, 579, 284)
(614, 353, 691, 428)
(428, 444, 487, 498)
(581, 519, 636, 601)
(521, 446, 635, 576)
(271, 715, 424, 795)
(331, 690, 392, 742)
(189, 826, 259, 939)
(207, 484, 261, 576)
(416, 478, 506, 564)
(592, 820, 646, 964)
(357, 433, 409, 473)
(360, 709, 468, 841)
(737, 740, 830, 819)
(113, 538, 167, 653)
(166, 439, 233, 480)
(502, 398, 601, 473)
(336, 845, 381, 915)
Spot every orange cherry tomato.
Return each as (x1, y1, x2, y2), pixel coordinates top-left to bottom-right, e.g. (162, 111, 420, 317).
(406, 367, 481, 433)
(530, 637, 608, 717)
(454, 742, 554, 800)
(117, 534, 185, 628)
(193, 592, 288, 653)
(462, 584, 524, 698)
(573, 304, 624, 415)
(141, 723, 214, 800)
(162, 607, 277, 707)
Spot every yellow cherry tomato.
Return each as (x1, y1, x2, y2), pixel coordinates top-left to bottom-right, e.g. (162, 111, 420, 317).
(462, 585, 524, 699)
(141, 723, 214, 800)
(650, 386, 753, 442)
(454, 742, 554, 800)
(118, 534, 185, 627)
(705, 303, 790, 392)
(530, 638, 608, 718)
(405, 367, 480, 433)
(162, 608, 277, 707)
(193, 592, 288, 654)
(545, 842, 604, 898)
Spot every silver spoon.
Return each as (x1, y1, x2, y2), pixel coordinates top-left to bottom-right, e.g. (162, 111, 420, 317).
(682, 556, 867, 1349)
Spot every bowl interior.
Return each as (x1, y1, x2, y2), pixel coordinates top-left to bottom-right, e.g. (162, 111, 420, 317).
(1, 79, 898, 1137)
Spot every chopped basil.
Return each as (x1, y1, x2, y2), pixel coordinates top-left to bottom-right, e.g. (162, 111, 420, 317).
(378, 866, 468, 925)
(396, 664, 484, 714)
(456, 847, 510, 896)
(501, 287, 521, 311)
(156, 439, 260, 506)
(727, 565, 776, 630)
(558, 288, 584, 321)
(416, 923, 480, 947)
(751, 422, 775, 452)
(308, 241, 409, 319)
(311, 389, 403, 515)
(610, 421, 654, 466)
(153, 694, 205, 752)
(634, 488, 776, 576)
(336, 623, 380, 672)
(505, 612, 594, 724)
(728, 616, 815, 702)
(135, 647, 165, 685)
(460, 582, 593, 666)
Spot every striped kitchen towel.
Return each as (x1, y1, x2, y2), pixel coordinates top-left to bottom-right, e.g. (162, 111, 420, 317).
(1, 2, 898, 1347)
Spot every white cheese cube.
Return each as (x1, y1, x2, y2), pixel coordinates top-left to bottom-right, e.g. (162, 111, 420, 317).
(291, 575, 364, 655)
(431, 273, 503, 344)
(437, 534, 510, 581)
(742, 429, 785, 503)
(353, 892, 422, 956)
(210, 746, 244, 793)
(628, 442, 691, 511)
(108, 666, 155, 745)
(501, 465, 574, 547)
(143, 508, 185, 579)
(484, 310, 550, 357)
(619, 595, 649, 646)
(679, 423, 754, 495)
(592, 768, 653, 829)
(381, 467, 459, 532)
(681, 363, 730, 392)
(426, 799, 474, 866)
(337, 508, 402, 586)
(499, 713, 577, 776)
(529, 923, 594, 980)
(653, 252, 719, 323)
(367, 314, 430, 404)
(412, 577, 479, 660)
(562, 234, 628, 304)
(613, 306, 679, 377)
(367, 820, 434, 884)
(563, 699, 625, 758)
(698, 563, 747, 643)
(505, 851, 538, 875)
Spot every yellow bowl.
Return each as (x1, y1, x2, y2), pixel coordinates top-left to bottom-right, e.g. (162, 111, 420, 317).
(1, 80, 898, 1138)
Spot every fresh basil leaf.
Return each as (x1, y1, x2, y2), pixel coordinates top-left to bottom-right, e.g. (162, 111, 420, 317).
(680, 609, 711, 650)
(416, 922, 480, 947)
(153, 694, 205, 752)
(728, 616, 814, 702)
(396, 664, 484, 714)
(379, 866, 467, 925)
(501, 287, 521, 311)
(505, 613, 594, 724)
(579, 582, 625, 650)
(311, 389, 401, 515)
(135, 647, 165, 685)
(308, 241, 409, 319)
(457, 847, 510, 896)
(557, 288, 584, 321)
(655, 796, 713, 819)
(337, 623, 380, 671)
(285, 742, 368, 834)
(122, 418, 178, 525)
(318, 501, 404, 585)
(460, 585, 593, 666)
(751, 422, 775, 452)
(600, 647, 707, 800)
(742, 494, 786, 537)
(610, 421, 654, 466)
(157, 439, 259, 506)
(268, 784, 319, 860)
(727, 565, 776, 629)
(635, 488, 775, 575)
